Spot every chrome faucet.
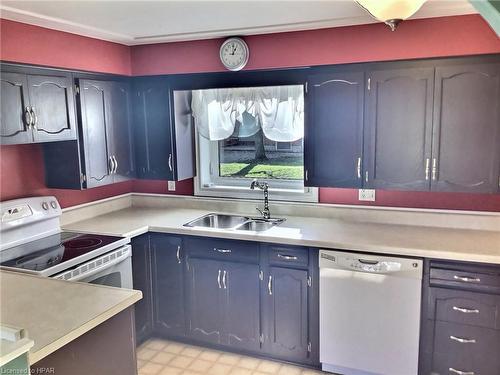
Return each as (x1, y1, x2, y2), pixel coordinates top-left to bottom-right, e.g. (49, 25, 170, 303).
(250, 179, 271, 219)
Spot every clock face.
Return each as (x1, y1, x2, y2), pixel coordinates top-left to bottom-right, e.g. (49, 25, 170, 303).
(220, 38, 249, 71)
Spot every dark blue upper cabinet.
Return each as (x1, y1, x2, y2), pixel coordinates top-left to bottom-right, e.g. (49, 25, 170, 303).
(364, 67, 434, 191)
(0, 68, 77, 145)
(305, 71, 365, 188)
(431, 62, 500, 193)
(132, 78, 195, 181)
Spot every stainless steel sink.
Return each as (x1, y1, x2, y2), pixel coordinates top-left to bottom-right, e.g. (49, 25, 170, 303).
(184, 213, 249, 229)
(183, 213, 285, 232)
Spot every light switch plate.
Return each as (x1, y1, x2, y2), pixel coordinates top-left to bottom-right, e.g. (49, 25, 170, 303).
(358, 189, 376, 201)
(167, 181, 176, 191)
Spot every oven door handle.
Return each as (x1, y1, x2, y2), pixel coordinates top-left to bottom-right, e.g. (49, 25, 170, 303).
(57, 246, 131, 282)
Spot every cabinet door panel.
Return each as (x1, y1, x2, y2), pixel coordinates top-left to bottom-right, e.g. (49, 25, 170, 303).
(28, 74, 76, 142)
(432, 63, 500, 193)
(305, 72, 364, 188)
(223, 262, 260, 352)
(79, 80, 113, 188)
(133, 78, 173, 180)
(1, 72, 32, 144)
(131, 235, 153, 344)
(187, 258, 223, 344)
(365, 68, 434, 190)
(152, 235, 186, 338)
(108, 82, 135, 182)
(264, 267, 309, 362)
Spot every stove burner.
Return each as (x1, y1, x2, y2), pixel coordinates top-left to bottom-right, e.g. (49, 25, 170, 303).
(66, 238, 103, 249)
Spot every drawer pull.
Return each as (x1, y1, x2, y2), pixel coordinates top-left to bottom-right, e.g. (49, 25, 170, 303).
(449, 368, 474, 375)
(453, 306, 480, 314)
(217, 269, 222, 289)
(277, 254, 298, 261)
(453, 275, 481, 283)
(176, 245, 181, 264)
(214, 248, 232, 253)
(450, 335, 476, 344)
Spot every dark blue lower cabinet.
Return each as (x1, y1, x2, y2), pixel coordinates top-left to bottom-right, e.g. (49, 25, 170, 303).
(151, 234, 186, 338)
(186, 258, 224, 345)
(262, 267, 311, 363)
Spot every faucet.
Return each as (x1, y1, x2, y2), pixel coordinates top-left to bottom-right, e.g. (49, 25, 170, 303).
(250, 179, 271, 219)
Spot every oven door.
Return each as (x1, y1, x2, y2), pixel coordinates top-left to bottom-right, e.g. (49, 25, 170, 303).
(53, 245, 133, 289)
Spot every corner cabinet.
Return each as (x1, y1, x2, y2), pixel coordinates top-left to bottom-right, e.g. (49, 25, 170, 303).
(132, 77, 195, 181)
(1, 67, 77, 145)
(431, 63, 500, 193)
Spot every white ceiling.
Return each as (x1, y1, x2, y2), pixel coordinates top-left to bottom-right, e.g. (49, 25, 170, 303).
(0, 0, 477, 45)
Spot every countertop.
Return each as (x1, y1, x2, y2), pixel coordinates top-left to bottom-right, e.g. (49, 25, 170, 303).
(0, 271, 142, 364)
(62, 206, 500, 264)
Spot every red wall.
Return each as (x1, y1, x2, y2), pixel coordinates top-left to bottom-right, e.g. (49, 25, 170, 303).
(1, 15, 500, 210)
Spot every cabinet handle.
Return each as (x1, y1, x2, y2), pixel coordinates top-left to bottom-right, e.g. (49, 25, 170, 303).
(217, 269, 222, 289)
(24, 107, 33, 128)
(222, 270, 227, 289)
(176, 245, 181, 264)
(453, 306, 479, 314)
(30, 106, 38, 129)
(277, 253, 298, 261)
(108, 156, 115, 174)
(449, 368, 475, 375)
(356, 157, 361, 179)
(450, 335, 476, 344)
(113, 156, 118, 173)
(432, 158, 437, 181)
(453, 275, 481, 283)
(168, 153, 173, 172)
(268, 275, 273, 295)
(425, 158, 430, 180)
(214, 248, 231, 254)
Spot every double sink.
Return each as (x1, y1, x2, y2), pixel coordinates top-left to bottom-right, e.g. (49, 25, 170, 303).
(184, 213, 285, 232)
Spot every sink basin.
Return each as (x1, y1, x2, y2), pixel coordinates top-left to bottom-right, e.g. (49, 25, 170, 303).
(183, 213, 249, 229)
(184, 214, 285, 232)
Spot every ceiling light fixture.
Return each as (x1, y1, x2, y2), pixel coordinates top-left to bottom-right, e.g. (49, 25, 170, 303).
(355, 0, 427, 31)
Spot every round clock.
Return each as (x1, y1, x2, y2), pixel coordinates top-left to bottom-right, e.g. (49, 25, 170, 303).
(219, 37, 249, 71)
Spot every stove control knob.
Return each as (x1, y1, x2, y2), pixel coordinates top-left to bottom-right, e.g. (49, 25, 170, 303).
(42, 202, 49, 211)
(50, 201, 58, 209)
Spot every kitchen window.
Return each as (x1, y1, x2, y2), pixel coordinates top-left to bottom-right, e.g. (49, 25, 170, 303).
(185, 85, 317, 202)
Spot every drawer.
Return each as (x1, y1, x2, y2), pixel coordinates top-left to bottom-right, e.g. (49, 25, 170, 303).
(185, 236, 259, 264)
(431, 288, 500, 329)
(430, 263, 500, 293)
(432, 321, 500, 375)
(266, 244, 309, 268)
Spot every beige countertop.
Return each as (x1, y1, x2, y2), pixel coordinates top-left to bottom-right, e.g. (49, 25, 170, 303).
(0, 271, 142, 364)
(62, 206, 500, 264)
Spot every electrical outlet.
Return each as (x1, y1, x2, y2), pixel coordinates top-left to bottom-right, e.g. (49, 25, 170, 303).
(358, 189, 376, 201)
(167, 181, 176, 191)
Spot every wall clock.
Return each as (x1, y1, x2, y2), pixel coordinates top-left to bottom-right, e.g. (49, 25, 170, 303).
(219, 37, 249, 71)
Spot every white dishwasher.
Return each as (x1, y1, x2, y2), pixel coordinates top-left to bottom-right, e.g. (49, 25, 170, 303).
(319, 250, 423, 375)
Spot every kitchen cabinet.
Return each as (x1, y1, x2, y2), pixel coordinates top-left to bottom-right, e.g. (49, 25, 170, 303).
(305, 71, 365, 188)
(185, 237, 261, 351)
(364, 67, 434, 191)
(78, 79, 134, 188)
(261, 244, 319, 365)
(43, 78, 135, 189)
(151, 234, 186, 339)
(131, 235, 154, 344)
(1, 68, 77, 145)
(420, 260, 500, 375)
(431, 63, 500, 193)
(132, 77, 195, 181)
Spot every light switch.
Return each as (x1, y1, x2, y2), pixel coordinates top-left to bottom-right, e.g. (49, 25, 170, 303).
(358, 189, 376, 201)
(167, 181, 176, 191)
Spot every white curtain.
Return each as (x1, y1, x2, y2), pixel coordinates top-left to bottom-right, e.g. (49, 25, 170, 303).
(191, 85, 304, 142)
